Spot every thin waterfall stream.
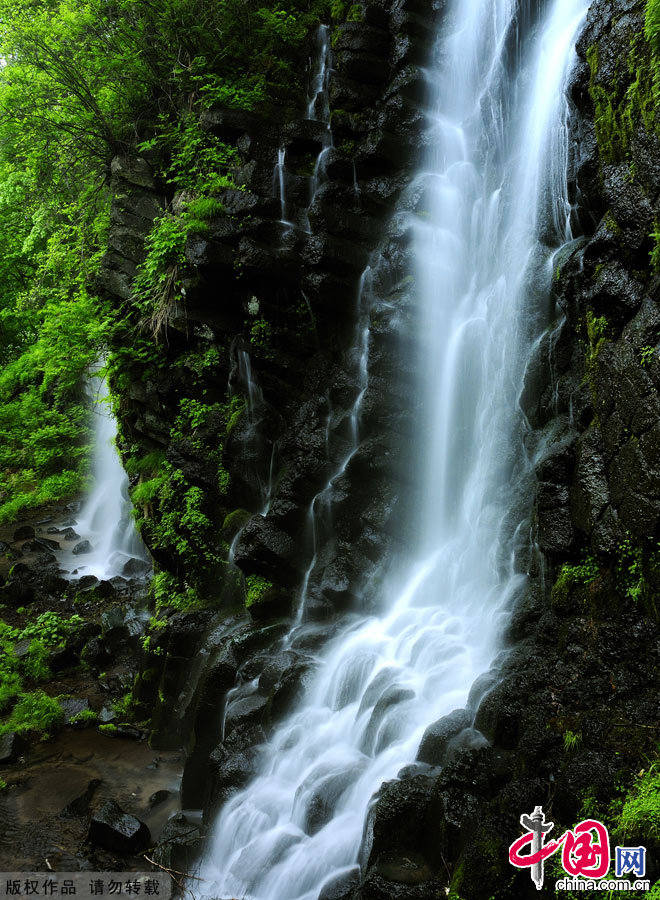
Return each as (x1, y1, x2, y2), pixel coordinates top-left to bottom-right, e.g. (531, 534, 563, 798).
(61, 371, 150, 582)
(197, 1, 589, 897)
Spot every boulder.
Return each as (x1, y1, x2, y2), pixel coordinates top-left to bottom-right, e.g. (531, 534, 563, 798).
(13, 525, 35, 541)
(121, 557, 151, 577)
(416, 708, 473, 766)
(72, 540, 93, 555)
(61, 779, 102, 817)
(59, 697, 92, 725)
(0, 731, 26, 764)
(88, 800, 151, 853)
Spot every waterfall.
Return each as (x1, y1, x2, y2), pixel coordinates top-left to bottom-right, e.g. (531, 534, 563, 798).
(197, 1, 588, 897)
(272, 25, 332, 234)
(63, 372, 149, 581)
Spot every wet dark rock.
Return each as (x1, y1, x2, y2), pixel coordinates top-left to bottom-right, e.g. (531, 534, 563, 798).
(233, 516, 303, 586)
(99, 706, 117, 724)
(113, 725, 145, 741)
(361, 775, 436, 872)
(77, 575, 100, 591)
(82, 637, 111, 669)
(59, 697, 92, 725)
(88, 800, 151, 853)
(60, 527, 81, 541)
(372, 851, 435, 885)
(61, 779, 102, 817)
(224, 693, 268, 735)
(121, 557, 151, 577)
(0, 731, 26, 764)
(152, 812, 206, 873)
(416, 708, 473, 765)
(148, 789, 172, 809)
(318, 868, 361, 900)
(13, 525, 35, 541)
(72, 540, 93, 556)
(22, 538, 59, 554)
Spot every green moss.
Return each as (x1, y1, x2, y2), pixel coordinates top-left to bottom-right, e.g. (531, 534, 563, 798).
(651, 220, 660, 273)
(587, 30, 659, 166)
(226, 396, 246, 434)
(99, 723, 118, 735)
(346, 4, 364, 21)
(69, 708, 98, 726)
(112, 692, 134, 721)
(250, 317, 273, 356)
(552, 556, 600, 606)
(245, 575, 274, 607)
(186, 196, 226, 221)
(131, 472, 167, 507)
(125, 449, 166, 477)
(586, 310, 608, 351)
(222, 507, 252, 537)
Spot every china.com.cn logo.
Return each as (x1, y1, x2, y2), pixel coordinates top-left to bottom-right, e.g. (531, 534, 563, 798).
(508, 806, 649, 891)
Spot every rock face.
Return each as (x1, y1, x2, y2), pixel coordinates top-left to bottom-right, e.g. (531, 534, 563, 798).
(341, 2, 660, 897)
(88, 800, 151, 854)
(97, 0, 660, 895)
(102, 0, 440, 835)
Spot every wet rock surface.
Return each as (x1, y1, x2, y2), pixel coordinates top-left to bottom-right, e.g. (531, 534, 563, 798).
(88, 801, 151, 854)
(341, 1, 660, 897)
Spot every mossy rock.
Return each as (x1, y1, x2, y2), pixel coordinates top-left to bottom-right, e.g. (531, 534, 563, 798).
(222, 508, 252, 542)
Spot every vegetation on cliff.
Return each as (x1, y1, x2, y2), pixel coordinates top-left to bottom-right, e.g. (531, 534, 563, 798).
(0, 0, 327, 523)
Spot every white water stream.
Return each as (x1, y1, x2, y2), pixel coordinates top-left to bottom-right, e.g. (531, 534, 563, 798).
(62, 374, 149, 581)
(198, 1, 588, 897)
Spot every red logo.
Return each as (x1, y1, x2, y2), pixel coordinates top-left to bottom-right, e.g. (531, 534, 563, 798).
(508, 806, 610, 890)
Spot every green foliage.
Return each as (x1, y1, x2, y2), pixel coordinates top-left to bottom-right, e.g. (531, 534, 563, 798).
(552, 556, 600, 606)
(641, 345, 657, 367)
(99, 723, 118, 735)
(0, 0, 328, 508)
(23, 641, 51, 683)
(617, 762, 660, 847)
(112, 692, 134, 721)
(651, 222, 660, 273)
(69, 708, 98, 726)
(563, 729, 582, 753)
(0, 612, 84, 722)
(250, 317, 274, 355)
(0, 690, 64, 738)
(586, 311, 608, 349)
(152, 571, 202, 615)
(246, 575, 274, 607)
(614, 537, 659, 618)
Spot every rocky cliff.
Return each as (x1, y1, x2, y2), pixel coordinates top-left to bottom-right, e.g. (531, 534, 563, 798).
(96, 0, 447, 878)
(93, 0, 660, 895)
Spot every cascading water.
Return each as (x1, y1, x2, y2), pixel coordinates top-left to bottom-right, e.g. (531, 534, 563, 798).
(197, 1, 588, 898)
(63, 373, 149, 581)
(273, 25, 332, 234)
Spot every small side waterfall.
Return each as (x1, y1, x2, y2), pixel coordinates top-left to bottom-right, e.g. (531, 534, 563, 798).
(272, 24, 332, 234)
(63, 373, 149, 581)
(197, 2, 589, 898)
